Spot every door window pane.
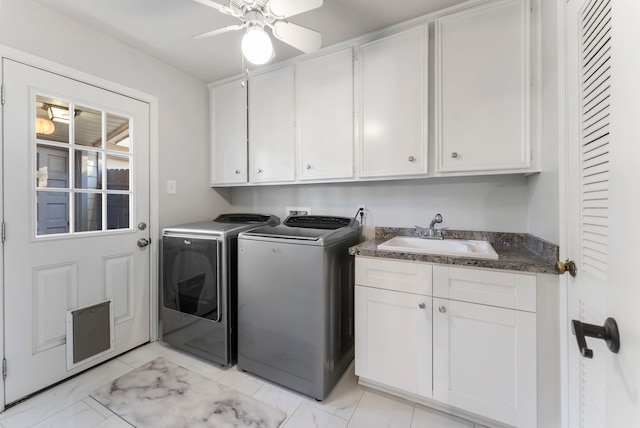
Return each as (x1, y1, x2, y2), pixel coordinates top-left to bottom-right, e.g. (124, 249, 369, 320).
(34, 93, 134, 237)
(75, 193, 103, 232)
(37, 191, 69, 235)
(75, 106, 102, 147)
(35, 96, 69, 143)
(107, 194, 129, 230)
(106, 113, 130, 153)
(36, 145, 69, 188)
(107, 155, 130, 191)
(75, 149, 102, 189)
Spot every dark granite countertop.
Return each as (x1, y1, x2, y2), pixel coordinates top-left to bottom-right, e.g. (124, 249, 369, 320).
(349, 227, 559, 275)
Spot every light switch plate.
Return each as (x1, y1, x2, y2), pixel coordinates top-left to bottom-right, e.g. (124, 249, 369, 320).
(167, 180, 177, 194)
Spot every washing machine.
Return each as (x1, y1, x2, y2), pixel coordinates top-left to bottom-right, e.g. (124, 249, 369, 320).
(237, 215, 361, 399)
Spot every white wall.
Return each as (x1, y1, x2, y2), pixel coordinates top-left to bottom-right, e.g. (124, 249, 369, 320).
(0, 0, 231, 231)
(526, 0, 560, 245)
(232, 175, 530, 239)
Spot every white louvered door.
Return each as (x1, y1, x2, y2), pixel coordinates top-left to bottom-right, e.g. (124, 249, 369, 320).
(566, 0, 611, 426)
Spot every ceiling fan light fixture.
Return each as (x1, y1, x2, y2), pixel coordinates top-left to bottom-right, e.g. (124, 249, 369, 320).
(241, 26, 274, 65)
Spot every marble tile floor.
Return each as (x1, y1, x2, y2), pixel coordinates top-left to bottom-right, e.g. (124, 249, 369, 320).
(0, 341, 489, 428)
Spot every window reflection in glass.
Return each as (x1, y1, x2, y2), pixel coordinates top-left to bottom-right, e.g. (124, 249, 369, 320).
(37, 191, 69, 235)
(36, 144, 70, 188)
(74, 149, 102, 189)
(107, 155, 130, 191)
(107, 194, 129, 230)
(75, 193, 103, 232)
(75, 106, 103, 147)
(36, 96, 69, 143)
(106, 113, 130, 153)
(34, 94, 134, 237)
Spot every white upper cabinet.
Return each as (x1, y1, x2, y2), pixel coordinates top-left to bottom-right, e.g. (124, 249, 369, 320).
(357, 25, 428, 178)
(210, 79, 248, 185)
(209, 0, 538, 186)
(296, 49, 354, 181)
(248, 66, 295, 183)
(435, 0, 531, 173)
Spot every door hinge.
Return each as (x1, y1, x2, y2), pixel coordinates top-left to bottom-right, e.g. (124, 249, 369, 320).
(1, 84, 5, 105)
(2, 358, 6, 380)
(1, 221, 5, 243)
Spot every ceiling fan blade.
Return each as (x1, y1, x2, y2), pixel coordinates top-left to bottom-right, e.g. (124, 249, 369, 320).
(192, 24, 244, 39)
(267, 0, 323, 18)
(192, 0, 236, 16)
(272, 21, 321, 53)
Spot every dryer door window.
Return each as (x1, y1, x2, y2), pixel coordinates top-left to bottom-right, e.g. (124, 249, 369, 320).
(162, 236, 221, 321)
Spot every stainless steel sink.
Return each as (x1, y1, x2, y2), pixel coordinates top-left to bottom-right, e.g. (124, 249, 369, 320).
(377, 236, 499, 260)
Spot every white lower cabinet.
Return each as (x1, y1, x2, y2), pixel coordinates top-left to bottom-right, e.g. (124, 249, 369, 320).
(355, 257, 537, 428)
(433, 298, 536, 428)
(355, 286, 432, 398)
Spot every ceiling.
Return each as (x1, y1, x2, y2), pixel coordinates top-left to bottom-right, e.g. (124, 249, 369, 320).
(33, 0, 468, 83)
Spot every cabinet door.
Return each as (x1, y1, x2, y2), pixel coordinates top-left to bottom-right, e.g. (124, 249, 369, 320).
(433, 298, 536, 428)
(296, 49, 354, 181)
(435, 0, 530, 173)
(355, 286, 432, 398)
(249, 66, 295, 183)
(210, 79, 247, 185)
(358, 25, 428, 178)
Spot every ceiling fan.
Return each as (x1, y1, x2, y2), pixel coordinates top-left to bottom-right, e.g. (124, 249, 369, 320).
(192, 0, 323, 65)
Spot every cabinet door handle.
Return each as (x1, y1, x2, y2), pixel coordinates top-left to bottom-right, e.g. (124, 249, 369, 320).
(235, 169, 241, 174)
(418, 302, 426, 309)
(408, 156, 415, 162)
(438, 306, 447, 313)
(256, 169, 263, 173)
(451, 152, 458, 159)
(306, 164, 311, 170)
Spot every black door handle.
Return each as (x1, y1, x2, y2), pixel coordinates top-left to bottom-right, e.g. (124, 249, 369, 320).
(571, 318, 620, 358)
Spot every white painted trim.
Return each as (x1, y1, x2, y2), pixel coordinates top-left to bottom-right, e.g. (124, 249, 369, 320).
(0, 43, 160, 410)
(556, 1, 570, 426)
(0, 53, 5, 414)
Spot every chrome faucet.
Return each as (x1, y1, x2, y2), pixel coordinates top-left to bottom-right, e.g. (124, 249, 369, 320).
(416, 213, 445, 240)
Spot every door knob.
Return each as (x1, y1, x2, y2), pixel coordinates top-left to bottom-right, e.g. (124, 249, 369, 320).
(137, 238, 150, 248)
(571, 318, 620, 358)
(556, 260, 577, 277)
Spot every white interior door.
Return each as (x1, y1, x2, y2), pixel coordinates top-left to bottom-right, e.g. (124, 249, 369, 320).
(565, 0, 640, 425)
(2, 59, 151, 404)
